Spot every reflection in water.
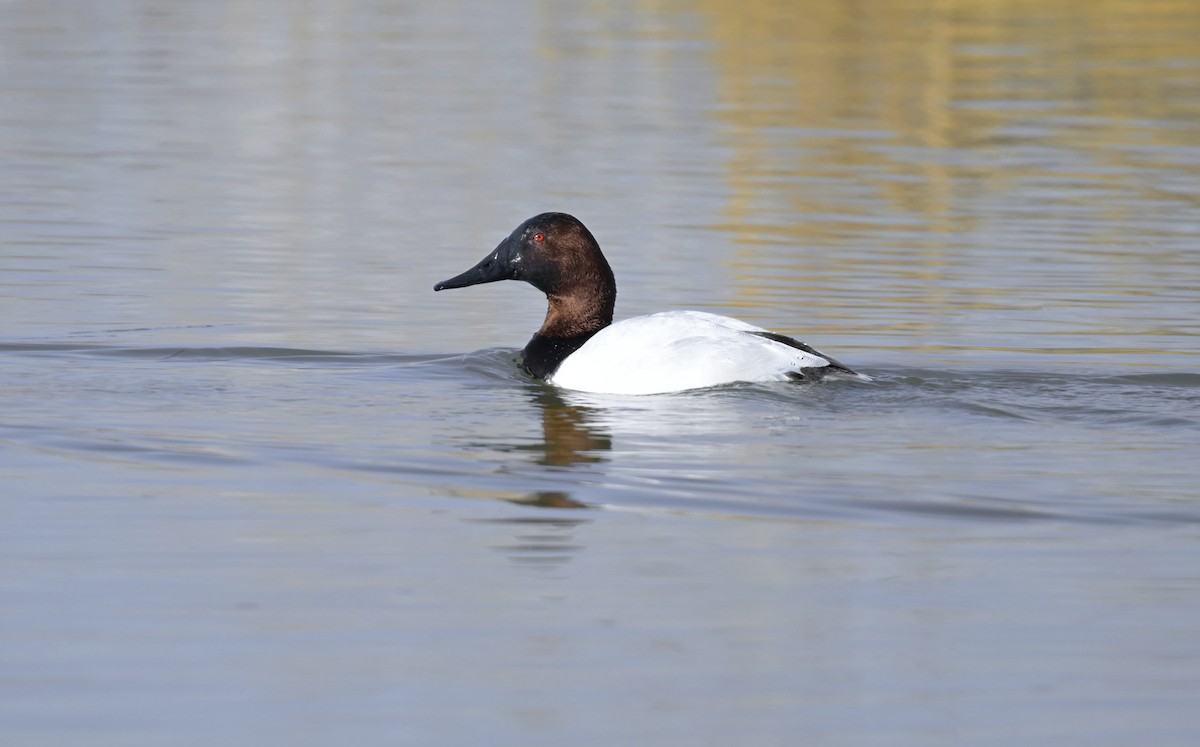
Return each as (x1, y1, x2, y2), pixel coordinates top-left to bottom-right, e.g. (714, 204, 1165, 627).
(691, 0, 1200, 364)
(701, 0, 1200, 235)
(472, 516, 590, 569)
(512, 491, 588, 509)
(514, 389, 612, 508)
(532, 389, 611, 467)
(484, 388, 612, 509)
(472, 388, 605, 564)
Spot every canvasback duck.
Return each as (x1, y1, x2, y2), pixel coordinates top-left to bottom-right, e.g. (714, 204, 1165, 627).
(434, 213, 870, 395)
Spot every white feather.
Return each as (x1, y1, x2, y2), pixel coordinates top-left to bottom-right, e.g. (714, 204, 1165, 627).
(548, 310, 846, 395)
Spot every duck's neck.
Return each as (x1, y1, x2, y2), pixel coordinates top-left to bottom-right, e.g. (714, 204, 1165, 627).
(541, 286, 615, 337)
(521, 286, 616, 380)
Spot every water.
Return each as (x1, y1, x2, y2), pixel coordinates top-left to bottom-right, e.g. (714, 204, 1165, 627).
(3, 1, 1199, 744)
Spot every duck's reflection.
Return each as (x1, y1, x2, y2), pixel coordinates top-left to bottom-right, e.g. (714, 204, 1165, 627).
(501, 387, 612, 509)
(511, 490, 588, 509)
(470, 389, 609, 569)
(475, 514, 590, 569)
(531, 388, 611, 467)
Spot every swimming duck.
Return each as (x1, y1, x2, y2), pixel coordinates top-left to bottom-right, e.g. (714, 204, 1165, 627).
(434, 213, 869, 395)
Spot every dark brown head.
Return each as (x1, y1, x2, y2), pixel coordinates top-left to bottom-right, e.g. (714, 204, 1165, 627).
(434, 213, 616, 336)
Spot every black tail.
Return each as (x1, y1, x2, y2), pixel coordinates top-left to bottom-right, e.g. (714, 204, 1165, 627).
(748, 330, 870, 382)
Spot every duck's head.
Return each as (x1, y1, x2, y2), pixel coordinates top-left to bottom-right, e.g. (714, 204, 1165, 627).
(436, 212, 614, 296)
(434, 213, 615, 303)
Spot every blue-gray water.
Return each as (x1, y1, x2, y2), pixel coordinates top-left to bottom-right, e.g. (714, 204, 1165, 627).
(3, 1, 1199, 745)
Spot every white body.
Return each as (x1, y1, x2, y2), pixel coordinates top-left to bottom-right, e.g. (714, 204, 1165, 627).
(548, 310, 858, 395)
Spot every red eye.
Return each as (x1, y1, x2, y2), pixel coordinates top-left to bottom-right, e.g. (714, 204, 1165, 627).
(533, 232, 545, 242)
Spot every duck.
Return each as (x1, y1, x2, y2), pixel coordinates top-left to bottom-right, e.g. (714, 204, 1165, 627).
(434, 212, 870, 395)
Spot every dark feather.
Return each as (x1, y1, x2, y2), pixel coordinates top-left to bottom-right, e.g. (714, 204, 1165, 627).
(746, 330, 862, 378)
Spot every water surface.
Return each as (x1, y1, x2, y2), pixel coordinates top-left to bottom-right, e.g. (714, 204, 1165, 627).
(2, 1, 1199, 745)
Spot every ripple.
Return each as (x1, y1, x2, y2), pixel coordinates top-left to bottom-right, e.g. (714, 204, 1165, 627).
(0, 341, 448, 366)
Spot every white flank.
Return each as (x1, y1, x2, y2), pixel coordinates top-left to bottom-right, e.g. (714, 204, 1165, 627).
(548, 310, 838, 395)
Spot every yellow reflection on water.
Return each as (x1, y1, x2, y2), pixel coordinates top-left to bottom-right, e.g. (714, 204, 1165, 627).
(698, 0, 1200, 227)
(685, 0, 1200, 353)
